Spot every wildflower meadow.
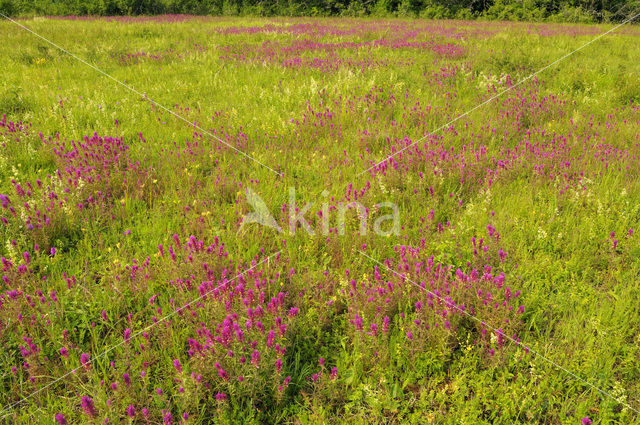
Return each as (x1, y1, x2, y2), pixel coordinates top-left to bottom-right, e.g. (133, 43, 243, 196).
(1, 15, 640, 425)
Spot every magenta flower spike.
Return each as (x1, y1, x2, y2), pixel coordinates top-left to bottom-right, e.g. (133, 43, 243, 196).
(126, 405, 136, 418)
(80, 396, 97, 417)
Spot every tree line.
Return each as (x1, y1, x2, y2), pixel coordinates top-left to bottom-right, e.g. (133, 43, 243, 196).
(0, 0, 639, 22)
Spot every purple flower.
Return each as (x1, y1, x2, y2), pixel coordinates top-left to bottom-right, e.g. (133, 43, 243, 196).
(173, 359, 182, 372)
(582, 418, 592, 425)
(251, 349, 260, 367)
(80, 353, 90, 368)
(162, 409, 172, 425)
(122, 373, 131, 386)
(80, 396, 97, 417)
(352, 314, 363, 330)
(126, 405, 136, 418)
(123, 328, 131, 341)
(54, 413, 67, 425)
(369, 323, 378, 336)
(330, 366, 338, 380)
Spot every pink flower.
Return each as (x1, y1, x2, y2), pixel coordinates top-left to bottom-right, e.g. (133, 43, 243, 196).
(173, 359, 182, 372)
(80, 353, 90, 368)
(369, 323, 378, 336)
(330, 367, 338, 380)
(582, 418, 592, 425)
(126, 405, 136, 418)
(80, 396, 97, 417)
(162, 410, 172, 425)
(55, 413, 67, 424)
(251, 349, 260, 367)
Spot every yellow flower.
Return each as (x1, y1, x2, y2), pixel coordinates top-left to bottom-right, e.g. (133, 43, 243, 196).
(35, 58, 46, 65)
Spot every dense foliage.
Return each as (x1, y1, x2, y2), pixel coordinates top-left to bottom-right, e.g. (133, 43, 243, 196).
(1, 0, 639, 22)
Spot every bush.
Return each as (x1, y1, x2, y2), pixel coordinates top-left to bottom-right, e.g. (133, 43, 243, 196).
(547, 5, 595, 23)
(483, 0, 543, 21)
(0, 0, 16, 16)
(418, 4, 450, 19)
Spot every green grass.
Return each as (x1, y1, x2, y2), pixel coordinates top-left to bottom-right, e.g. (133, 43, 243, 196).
(0, 15, 639, 425)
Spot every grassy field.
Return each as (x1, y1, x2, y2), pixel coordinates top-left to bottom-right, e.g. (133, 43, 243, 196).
(1, 15, 640, 424)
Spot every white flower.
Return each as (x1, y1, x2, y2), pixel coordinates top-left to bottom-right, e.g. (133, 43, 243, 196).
(537, 227, 548, 240)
